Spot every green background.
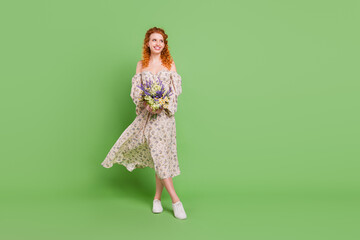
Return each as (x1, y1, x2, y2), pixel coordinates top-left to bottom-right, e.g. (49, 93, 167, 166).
(1, 0, 359, 239)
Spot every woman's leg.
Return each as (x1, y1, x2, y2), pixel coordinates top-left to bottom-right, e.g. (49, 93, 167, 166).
(161, 177, 180, 203)
(154, 173, 164, 200)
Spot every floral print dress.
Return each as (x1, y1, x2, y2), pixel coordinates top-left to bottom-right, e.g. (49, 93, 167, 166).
(101, 70, 182, 179)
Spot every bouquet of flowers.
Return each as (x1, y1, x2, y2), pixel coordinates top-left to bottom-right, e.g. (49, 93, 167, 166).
(137, 76, 173, 119)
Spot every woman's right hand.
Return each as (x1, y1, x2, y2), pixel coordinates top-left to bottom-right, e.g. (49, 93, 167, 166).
(143, 102, 162, 114)
(143, 102, 154, 113)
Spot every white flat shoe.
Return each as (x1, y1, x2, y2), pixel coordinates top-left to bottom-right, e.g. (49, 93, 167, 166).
(172, 201, 187, 219)
(152, 199, 163, 213)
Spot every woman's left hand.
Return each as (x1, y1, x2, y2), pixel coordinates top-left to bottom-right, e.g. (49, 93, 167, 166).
(154, 108, 163, 114)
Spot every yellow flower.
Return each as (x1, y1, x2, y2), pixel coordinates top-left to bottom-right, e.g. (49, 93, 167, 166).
(158, 99, 165, 105)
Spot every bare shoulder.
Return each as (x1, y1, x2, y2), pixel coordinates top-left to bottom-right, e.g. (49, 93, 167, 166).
(170, 60, 177, 72)
(135, 60, 143, 74)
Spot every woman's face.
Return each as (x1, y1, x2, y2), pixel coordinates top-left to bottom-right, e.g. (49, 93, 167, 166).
(148, 33, 164, 54)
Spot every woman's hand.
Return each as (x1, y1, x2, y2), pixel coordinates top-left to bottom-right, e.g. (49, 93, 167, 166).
(143, 102, 162, 114)
(154, 108, 163, 114)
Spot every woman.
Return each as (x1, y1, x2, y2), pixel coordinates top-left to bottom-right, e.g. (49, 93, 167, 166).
(101, 27, 187, 220)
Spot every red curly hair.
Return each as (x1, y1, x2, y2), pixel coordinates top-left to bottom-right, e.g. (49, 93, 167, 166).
(141, 27, 173, 70)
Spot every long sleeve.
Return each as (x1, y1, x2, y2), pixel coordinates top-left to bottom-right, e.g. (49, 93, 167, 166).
(130, 73, 145, 115)
(165, 72, 182, 117)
